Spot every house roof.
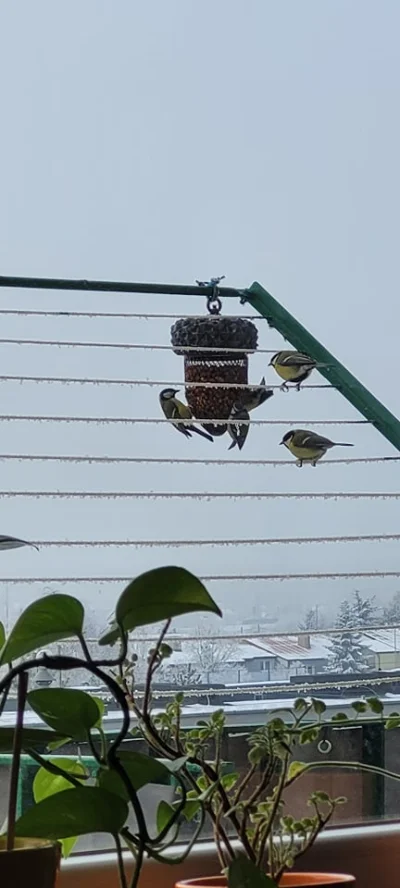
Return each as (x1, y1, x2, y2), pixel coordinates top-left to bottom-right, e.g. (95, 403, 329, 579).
(164, 635, 333, 669)
(358, 629, 400, 654)
(243, 635, 332, 662)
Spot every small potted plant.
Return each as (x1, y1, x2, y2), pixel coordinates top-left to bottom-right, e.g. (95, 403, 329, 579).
(119, 627, 397, 888)
(0, 564, 222, 888)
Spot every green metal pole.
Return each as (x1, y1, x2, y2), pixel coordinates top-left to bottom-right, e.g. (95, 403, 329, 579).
(245, 281, 400, 453)
(0, 275, 239, 299)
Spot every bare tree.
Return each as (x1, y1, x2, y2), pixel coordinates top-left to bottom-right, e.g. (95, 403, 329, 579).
(188, 629, 239, 684)
(167, 662, 202, 687)
(298, 606, 325, 631)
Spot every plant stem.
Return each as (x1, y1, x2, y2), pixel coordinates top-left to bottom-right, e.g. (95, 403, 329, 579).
(142, 621, 170, 715)
(25, 748, 86, 787)
(287, 758, 400, 784)
(256, 755, 289, 869)
(7, 671, 28, 850)
(78, 634, 93, 662)
(128, 839, 144, 888)
(86, 730, 104, 765)
(114, 833, 128, 888)
(232, 762, 257, 804)
(0, 676, 12, 719)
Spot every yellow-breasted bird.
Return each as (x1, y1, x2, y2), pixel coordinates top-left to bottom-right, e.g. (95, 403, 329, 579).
(159, 388, 214, 442)
(269, 350, 319, 390)
(241, 377, 274, 412)
(228, 402, 250, 450)
(280, 429, 354, 466)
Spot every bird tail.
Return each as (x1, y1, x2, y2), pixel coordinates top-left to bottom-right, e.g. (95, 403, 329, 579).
(191, 425, 214, 442)
(228, 439, 237, 450)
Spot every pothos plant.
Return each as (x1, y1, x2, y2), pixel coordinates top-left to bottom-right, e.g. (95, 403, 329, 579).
(0, 565, 222, 888)
(117, 626, 400, 887)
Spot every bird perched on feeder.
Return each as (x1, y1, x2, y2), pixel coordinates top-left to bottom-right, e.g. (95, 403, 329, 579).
(280, 429, 354, 466)
(269, 350, 319, 390)
(241, 377, 274, 412)
(228, 402, 250, 450)
(159, 388, 214, 442)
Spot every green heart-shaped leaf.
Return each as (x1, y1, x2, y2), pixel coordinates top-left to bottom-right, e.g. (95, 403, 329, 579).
(98, 750, 171, 800)
(99, 567, 221, 645)
(28, 689, 102, 740)
(14, 787, 128, 839)
(156, 800, 175, 833)
(33, 758, 87, 858)
(286, 761, 307, 782)
(0, 594, 84, 664)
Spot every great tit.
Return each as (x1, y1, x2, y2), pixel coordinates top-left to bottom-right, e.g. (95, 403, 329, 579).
(280, 429, 354, 466)
(159, 388, 214, 442)
(269, 350, 318, 390)
(240, 377, 274, 412)
(228, 402, 250, 450)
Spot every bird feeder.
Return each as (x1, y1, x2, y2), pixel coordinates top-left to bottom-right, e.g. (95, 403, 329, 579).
(170, 291, 258, 436)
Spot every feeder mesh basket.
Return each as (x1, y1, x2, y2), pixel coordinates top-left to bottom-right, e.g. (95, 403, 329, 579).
(170, 316, 258, 433)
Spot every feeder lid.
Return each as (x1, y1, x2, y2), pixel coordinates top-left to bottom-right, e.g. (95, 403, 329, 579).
(171, 315, 258, 356)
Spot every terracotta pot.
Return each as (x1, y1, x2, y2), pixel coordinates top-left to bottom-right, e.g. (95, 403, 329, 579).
(176, 873, 355, 888)
(0, 836, 60, 888)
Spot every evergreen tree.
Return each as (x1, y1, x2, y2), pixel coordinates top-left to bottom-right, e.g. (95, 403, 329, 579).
(350, 591, 377, 627)
(383, 591, 400, 625)
(326, 598, 372, 674)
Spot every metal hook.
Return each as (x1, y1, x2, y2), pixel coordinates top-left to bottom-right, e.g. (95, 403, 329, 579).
(195, 276, 225, 315)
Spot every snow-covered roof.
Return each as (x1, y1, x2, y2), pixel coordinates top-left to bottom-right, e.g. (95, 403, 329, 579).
(358, 629, 400, 654)
(245, 635, 332, 662)
(164, 635, 332, 668)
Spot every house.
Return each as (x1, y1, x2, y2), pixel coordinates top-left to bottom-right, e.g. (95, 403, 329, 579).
(239, 634, 331, 682)
(161, 634, 332, 686)
(359, 629, 400, 671)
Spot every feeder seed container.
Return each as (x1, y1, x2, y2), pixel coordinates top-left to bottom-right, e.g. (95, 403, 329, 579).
(170, 315, 258, 436)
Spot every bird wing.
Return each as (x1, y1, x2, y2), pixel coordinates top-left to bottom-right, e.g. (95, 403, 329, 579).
(296, 432, 333, 449)
(279, 352, 316, 367)
(174, 399, 193, 420)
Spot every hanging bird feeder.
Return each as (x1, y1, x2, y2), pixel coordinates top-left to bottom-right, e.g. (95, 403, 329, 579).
(170, 282, 258, 436)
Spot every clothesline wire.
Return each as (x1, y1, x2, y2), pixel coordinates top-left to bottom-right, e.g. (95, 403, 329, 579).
(0, 454, 396, 466)
(27, 532, 400, 548)
(0, 338, 278, 354)
(109, 674, 400, 698)
(0, 491, 397, 500)
(0, 571, 399, 583)
(78, 623, 400, 644)
(0, 374, 332, 391)
(0, 415, 370, 426)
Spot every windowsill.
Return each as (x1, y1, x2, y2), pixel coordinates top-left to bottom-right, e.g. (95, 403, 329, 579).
(58, 822, 400, 888)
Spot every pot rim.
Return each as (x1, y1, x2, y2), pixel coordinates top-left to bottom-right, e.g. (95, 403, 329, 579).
(0, 837, 59, 853)
(175, 873, 355, 887)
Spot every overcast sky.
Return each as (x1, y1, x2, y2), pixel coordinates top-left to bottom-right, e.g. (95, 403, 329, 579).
(0, 1, 398, 634)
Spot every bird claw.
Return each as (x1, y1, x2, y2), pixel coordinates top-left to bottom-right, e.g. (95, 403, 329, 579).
(296, 460, 303, 468)
(280, 383, 289, 392)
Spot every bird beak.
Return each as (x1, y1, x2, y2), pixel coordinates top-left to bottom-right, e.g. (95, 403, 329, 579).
(279, 439, 284, 445)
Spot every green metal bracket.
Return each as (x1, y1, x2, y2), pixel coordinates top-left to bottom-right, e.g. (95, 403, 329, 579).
(244, 281, 400, 454)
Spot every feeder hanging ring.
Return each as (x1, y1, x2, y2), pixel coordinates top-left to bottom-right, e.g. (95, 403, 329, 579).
(196, 276, 225, 315)
(207, 291, 222, 315)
